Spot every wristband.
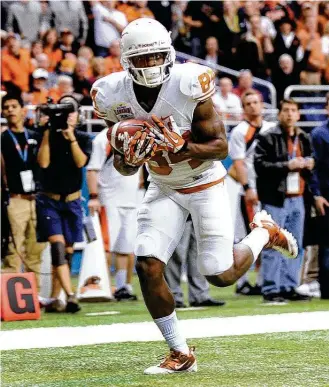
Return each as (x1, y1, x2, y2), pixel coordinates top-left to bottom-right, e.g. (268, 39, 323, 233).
(89, 193, 98, 199)
(243, 183, 250, 192)
(70, 140, 78, 144)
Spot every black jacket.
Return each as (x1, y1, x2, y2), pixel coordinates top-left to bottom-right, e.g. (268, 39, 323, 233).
(254, 125, 314, 207)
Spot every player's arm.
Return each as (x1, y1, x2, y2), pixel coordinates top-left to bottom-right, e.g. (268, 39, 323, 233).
(183, 98, 228, 161)
(105, 120, 140, 176)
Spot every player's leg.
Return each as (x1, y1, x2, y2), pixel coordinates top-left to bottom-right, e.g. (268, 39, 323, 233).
(135, 183, 196, 374)
(190, 182, 297, 287)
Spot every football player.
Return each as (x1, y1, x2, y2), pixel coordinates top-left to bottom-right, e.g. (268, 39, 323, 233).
(91, 18, 298, 375)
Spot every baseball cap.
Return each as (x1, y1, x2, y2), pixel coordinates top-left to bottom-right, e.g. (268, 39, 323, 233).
(32, 68, 49, 79)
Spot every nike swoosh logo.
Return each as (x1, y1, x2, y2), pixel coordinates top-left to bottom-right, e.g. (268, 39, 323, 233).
(160, 115, 171, 121)
(173, 360, 191, 370)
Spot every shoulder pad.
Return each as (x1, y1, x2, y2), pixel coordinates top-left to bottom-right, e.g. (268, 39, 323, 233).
(90, 72, 126, 120)
(179, 63, 216, 102)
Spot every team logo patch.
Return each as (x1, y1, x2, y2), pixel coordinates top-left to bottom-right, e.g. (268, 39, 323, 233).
(80, 276, 102, 294)
(113, 103, 135, 120)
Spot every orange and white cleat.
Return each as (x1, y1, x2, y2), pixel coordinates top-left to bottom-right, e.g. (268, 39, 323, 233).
(144, 347, 197, 375)
(250, 210, 298, 259)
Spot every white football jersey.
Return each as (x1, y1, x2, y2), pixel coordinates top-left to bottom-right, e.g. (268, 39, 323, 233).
(91, 63, 227, 189)
(229, 120, 275, 191)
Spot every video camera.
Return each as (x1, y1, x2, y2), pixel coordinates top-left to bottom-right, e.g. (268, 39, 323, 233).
(37, 96, 79, 131)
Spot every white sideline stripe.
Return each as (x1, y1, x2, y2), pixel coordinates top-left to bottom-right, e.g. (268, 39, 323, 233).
(1, 311, 329, 351)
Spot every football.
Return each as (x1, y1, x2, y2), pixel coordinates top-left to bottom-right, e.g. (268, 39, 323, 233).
(107, 119, 151, 154)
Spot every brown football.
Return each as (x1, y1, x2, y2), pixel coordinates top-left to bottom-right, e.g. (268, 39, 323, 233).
(107, 119, 151, 154)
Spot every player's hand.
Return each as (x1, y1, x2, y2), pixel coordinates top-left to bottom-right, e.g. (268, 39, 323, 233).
(88, 198, 101, 216)
(315, 196, 329, 216)
(144, 115, 186, 154)
(123, 131, 157, 167)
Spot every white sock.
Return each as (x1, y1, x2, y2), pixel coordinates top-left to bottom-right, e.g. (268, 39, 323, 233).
(237, 273, 248, 288)
(115, 269, 127, 290)
(125, 283, 133, 293)
(154, 311, 189, 355)
(239, 228, 269, 263)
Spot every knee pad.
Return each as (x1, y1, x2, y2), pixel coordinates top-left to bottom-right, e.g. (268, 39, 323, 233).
(197, 252, 233, 276)
(51, 242, 67, 267)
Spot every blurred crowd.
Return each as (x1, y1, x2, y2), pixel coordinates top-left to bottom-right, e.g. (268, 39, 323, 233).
(1, 0, 328, 110)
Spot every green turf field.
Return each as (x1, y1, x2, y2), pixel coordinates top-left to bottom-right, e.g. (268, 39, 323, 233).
(2, 276, 329, 386)
(2, 332, 329, 387)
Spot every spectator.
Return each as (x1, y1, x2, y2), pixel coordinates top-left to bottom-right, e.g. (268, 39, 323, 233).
(49, 75, 74, 103)
(235, 14, 273, 79)
(242, 1, 277, 39)
(217, 1, 241, 64)
(298, 16, 326, 85)
(42, 29, 63, 72)
(31, 40, 44, 62)
(212, 77, 242, 119)
(57, 57, 77, 76)
(104, 39, 123, 75)
(77, 46, 94, 78)
(171, 1, 191, 54)
(229, 90, 275, 295)
(261, 1, 294, 23)
(49, 0, 88, 46)
(90, 57, 106, 83)
(309, 93, 329, 299)
(272, 18, 304, 64)
(232, 70, 262, 99)
(202, 36, 225, 67)
(1, 34, 34, 93)
(148, 0, 172, 31)
(1, 93, 46, 288)
(6, 0, 42, 43)
(165, 219, 225, 308)
(87, 128, 139, 301)
(183, 1, 208, 57)
(322, 22, 329, 83)
(38, 0, 54, 38)
(272, 53, 309, 105)
(35, 53, 58, 89)
(25, 68, 50, 105)
(36, 95, 92, 313)
(59, 28, 79, 57)
(119, 1, 155, 23)
(254, 99, 315, 304)
(296, 2, 322, 34)
(72, 58, 93, 105)
(92, 1, 127, 57)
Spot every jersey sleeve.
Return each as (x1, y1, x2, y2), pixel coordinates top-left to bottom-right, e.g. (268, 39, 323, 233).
(229, 127, 246, 160)
(86, 130, 108, 171)
(180, 63, 216, 103)
(90, 78, 118, 122)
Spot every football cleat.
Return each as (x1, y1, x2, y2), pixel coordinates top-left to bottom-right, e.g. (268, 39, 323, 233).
(144, 347, 197, 375)
(250, 210, 298, 259)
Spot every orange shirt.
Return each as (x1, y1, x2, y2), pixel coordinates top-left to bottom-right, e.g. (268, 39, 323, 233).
(297, 30, 326, 72)
(44, 47, 63, 72)
(117, 3, 154, 23)
(48, 88, 62, 103)
(104, 56, 123, 75)
(1, 49, 34, 92)
(30, 89, 49, 105)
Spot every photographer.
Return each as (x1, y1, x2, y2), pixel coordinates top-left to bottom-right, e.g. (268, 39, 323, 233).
(1, 93, 46, 287)
(36, 96, 92, 313)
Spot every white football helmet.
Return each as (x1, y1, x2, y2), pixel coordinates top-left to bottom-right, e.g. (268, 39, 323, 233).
(120, 18, 176, 88)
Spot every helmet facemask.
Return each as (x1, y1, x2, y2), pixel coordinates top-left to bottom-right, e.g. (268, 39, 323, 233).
(121, 46, 175, 88)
